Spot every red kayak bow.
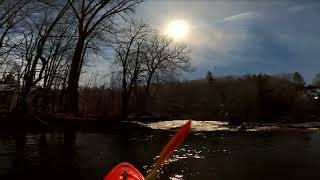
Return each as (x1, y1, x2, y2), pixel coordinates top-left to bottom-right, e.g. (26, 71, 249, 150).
(104, 120, 192, 180)
(104, 162, 144, 180)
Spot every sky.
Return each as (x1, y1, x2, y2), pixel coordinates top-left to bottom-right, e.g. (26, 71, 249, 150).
(133, 0, 320, 83)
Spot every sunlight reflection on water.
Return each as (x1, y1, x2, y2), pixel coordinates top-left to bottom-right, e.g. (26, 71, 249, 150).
(144, 144, 205, 176)
(169, 174, 183, 180)
(134, 120, 320, 132)
(140, 120, 231, 131)
(164, 147, 204, 164)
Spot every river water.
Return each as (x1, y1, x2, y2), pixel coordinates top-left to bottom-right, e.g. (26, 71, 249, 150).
(1, 120, 320, 180)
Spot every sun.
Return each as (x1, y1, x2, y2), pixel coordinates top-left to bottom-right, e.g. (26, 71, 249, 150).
(164, 19, 190, 41)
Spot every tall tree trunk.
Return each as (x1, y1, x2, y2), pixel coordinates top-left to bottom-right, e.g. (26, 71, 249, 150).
(14, 87, 29, 113)
(65, 36, 85, 114)
(121, 90, 129, 120)
(143, 74, 153, 115)
(121, 68, 128, 119)
(13, 56, 39, 113)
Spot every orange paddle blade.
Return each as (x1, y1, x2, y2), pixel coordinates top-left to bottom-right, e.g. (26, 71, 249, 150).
(145, 119, 192, 180)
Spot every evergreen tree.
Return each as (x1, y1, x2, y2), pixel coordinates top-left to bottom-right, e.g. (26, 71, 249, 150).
(312, 73, 320, 87)
(293, 72, 305, 85)
(206, 70, 214, 85)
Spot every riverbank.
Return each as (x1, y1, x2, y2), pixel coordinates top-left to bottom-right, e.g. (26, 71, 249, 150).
(2, 112, 320, 133)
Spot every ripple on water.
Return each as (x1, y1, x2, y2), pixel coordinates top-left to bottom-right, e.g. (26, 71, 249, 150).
(25, 134, 42, 166)
(0, 134, 15, 174)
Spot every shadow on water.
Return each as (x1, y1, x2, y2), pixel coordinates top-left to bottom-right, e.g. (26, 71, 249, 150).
(1, 120, 320, 180)
(0, 124, 79, 180)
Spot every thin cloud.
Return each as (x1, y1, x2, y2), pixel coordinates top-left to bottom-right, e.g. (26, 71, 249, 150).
(133, 0, 320, 82)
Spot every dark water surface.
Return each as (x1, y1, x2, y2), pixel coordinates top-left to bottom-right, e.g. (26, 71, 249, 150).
(1, 123, 320, 180)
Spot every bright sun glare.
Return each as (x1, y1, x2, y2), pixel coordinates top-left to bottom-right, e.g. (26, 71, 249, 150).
(165, 20, 189, 41)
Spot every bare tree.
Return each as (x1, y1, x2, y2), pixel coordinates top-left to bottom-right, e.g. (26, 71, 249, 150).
(13, 0, 71, 112)
(42, 18, 76, 91)
(111, 20, 148, 118)
(65, 0, 142, 114)
(140, 31, 191, 114)
(110, 19, 191, 117)
(0, 0, 30, 64)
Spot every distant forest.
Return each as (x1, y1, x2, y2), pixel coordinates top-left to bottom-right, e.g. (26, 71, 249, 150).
(2, 68, 320, 123)
(1, 0, 320, 123)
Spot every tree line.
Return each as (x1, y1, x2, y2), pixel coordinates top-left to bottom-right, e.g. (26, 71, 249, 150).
(0, 0, 191, 119)
(62, 72, 320, 123)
